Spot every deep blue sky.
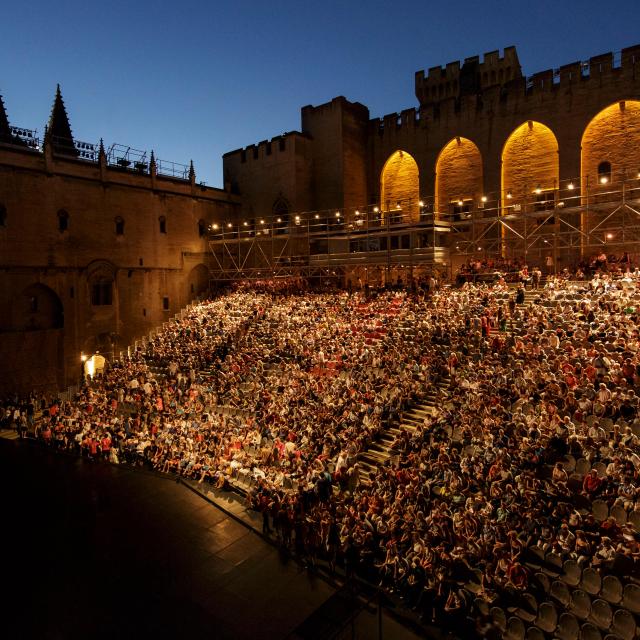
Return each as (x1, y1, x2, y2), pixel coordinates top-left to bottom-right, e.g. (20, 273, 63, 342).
(2, 0, 638, 187)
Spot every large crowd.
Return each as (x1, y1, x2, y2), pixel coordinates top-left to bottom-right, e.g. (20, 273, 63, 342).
(3, 267, 640, 636)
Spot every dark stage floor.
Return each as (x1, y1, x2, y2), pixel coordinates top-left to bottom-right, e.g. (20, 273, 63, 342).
(1, 441, 340, 640)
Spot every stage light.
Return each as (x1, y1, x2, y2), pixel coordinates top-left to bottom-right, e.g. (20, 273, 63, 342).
(243, 221, 248, 226)
(567, 182, 575, 190)
(600, 176, 608, 184)
(260, 219, 265, 224)
(457, 199, 463, 206)
(481, 196, 488, 203)
(314, 214, 320, 219)
(534, 186, 542, 195)
(277, 217, 282, 223)
(335, 212, 341, 218)
(506, 191, 513, 199)
(419, 200, 424, 207)
(373, 206, 379, 213)
(227, 223, 232, 228)
(606, 233, 614, 240)
(212, 223, 219, 230)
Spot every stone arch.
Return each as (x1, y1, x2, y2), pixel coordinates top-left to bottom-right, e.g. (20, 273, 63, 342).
(435, 137, 483, 216)
(501, 120, 559, 211)
(12, 283, 64, 331)
(581, 100, 640, 189)
(187, 263, 209, 298)
(380, 150, 420, 222)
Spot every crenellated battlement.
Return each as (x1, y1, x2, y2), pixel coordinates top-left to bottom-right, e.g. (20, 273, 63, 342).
(370, 44, 640, 139)
(222, 131, 309, 164)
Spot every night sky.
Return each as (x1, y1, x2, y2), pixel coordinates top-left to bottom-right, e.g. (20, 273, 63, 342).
(2, 0, 638, 187)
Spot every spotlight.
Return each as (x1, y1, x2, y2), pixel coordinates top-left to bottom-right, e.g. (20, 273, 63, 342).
(481, 196, 488, 203)
(600, 176, 608, 184)
(277, 217, 282, 223)
(260, 219, 265, 224)
(606, 233, 614, 240)
(335, 212, 341, 218)
(506, 191, 513, 199)
(373, 206, 379, 213)
(534, 186, 542, 195)
(457, 199, 464, 206)
(314, 214, 320, 219)
(212, 223, 219, 230)
(227, 223, 232, 228)
(419, 200, 424, 207)
(567, 182, 575, 190)
(243, 221, 248, 226)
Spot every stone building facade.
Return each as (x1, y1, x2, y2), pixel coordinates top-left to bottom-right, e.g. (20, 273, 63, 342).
(222, 44, 640, 278)
(0, 88, 239, 394)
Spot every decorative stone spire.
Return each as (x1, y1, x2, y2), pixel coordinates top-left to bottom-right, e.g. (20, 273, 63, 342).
(47, 84, 78, 157)
(98, 137, 105, 158)
(149, 150, 157, 180)
(189, 159, 195, 182)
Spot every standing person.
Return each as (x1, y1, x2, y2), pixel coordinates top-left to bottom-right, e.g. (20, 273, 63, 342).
(545, 254, 554, 275)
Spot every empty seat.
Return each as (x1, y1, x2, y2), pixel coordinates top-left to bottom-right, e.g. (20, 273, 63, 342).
(592, 500, 609, 522)
(563, 454, 577, 473)
(610, 608, 636, 640)
(555, 612, 580, 640)
(580, 568, 602, 596)
(515, 592, 538, 623)
(580, 622, 603, 640)
(504, 616, 526, 640)
(491, 606, 507, 632)
(474, 596, 489, 617)
(544, 552, 564, 576)
(562, 560, 582, 587)
(589, 599, 613, 631)
(600, 575, 623, 604)
(610, 505, 627, 526)
(534, 572, 551, 595)
(621, 583, 640, 614)
(570, 590, 592, 620)
(575, 458, 591, 477)
(628, 510, 640, 531)
(551, 580, 572, 607)
(525, 627, 545, 640)
(535, 601, 558, 633)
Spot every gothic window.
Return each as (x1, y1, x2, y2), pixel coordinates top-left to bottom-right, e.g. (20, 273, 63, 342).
(159, 215, 167, 234)
(91, 281, 113, 306)
(198, 219, 206, 237)
(115, 216, 125, 235)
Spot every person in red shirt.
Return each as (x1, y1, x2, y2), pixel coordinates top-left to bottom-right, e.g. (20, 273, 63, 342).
(101, 434, 112, 461)
(582, 469, 603, 497)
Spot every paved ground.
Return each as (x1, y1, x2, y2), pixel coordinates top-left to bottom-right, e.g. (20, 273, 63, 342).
(0, 440, 426, 639)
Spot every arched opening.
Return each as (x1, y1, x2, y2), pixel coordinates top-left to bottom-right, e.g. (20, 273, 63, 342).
(435, 137, 483, 219)
(187, 263, 209, 298)
(198, 219, 206, 237)
(581, 101, 640, 189)
(501, 120, 559, 212)
(272, 197, 290, 235)
(380, 150, 420, 223)
(87, 260, 116, 307)
(12, 283, 64, 331)
(158, 215, 167, 234)
(0, 203, 6, 227)
(114, 216, 125, 236)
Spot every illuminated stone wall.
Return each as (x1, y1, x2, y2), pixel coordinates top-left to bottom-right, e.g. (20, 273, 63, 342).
(435, 137, 483, 214)
(582, 100, 640, 187)
(0, 145, 240, 393)
(501, 121, 559, 207)
(380, 150, 420, 221)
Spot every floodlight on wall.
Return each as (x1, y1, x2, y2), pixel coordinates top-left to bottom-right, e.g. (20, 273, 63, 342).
(260, 219, 265, 224)
(419, 200, 424, 207)
(534, 185, 542, 194)
(396, 202, 401, 210)
(243, 221, 248, 226)
(277, 217, 282, 223)
(606, 233, 614, 240)
(457, 199, 464, 206)
(314, 214, 320, 219)
(481, 196, 488, 203)
(373, 206, 379, 213)
(212, 223, 219, 230)
(335, 212, 341, 218)
(227, 223, 232, 228)
(600, 176, 608, 184)
(355, 210, 360, 215)
(294, 215, 301, 225)
(567, 182, 575, 190)
(506, 191, 513, 199)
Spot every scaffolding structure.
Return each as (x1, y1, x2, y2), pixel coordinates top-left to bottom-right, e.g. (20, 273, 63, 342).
(207, 174, 640, 283)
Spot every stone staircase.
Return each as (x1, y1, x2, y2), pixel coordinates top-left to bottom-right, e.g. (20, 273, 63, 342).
(357, 378, 450, 485)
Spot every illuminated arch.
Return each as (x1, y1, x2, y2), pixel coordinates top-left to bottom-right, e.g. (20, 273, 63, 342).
(380, 150, 420, 222)
(501, 121, 559, 211)
(435, 137, 483, 216)
(581, 100, 640, 189)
